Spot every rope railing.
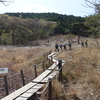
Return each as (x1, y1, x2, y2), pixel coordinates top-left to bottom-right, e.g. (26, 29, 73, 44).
(37, 80, 50, 95)
(0, 50, 52, 99)
(35, 51, 66, 100)
(7, 72, 20, 78)
(1, 50, 66, 100)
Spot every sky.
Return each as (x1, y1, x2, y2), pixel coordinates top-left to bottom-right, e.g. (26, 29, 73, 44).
(0, 0, 95, 17)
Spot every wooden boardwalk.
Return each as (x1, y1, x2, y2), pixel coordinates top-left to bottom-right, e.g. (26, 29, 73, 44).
(1, 52, 66, 100)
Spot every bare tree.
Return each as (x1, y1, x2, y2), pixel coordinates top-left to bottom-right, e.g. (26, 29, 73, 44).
(84, 0, 100, 14)
(0, 0, 14, 6)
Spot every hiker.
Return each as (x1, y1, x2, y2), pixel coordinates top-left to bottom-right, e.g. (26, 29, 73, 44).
(68, 43, 72, 50)
(63, 44, 67, 50)
(85, 40, 88, 48)
(81, 41, 84, 47)
(60, 44, 63, 51)
(55, 43, 59, 52)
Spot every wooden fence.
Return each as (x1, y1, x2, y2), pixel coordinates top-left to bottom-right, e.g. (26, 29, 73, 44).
(1, 51, 66, 100)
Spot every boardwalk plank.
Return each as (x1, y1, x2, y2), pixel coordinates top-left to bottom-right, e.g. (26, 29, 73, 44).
(41, 71, 59, 83)
(48, 63, 58, 70)
(20, 84, 44, 98)
(1, 82, 36, 100)
(15, 97, 27, 100)
(32, 70, 51, 83)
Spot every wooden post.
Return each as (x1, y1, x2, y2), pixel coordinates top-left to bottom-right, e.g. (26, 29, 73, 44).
(49, 59, 51, 65)
(51, 56, 52, 61)
(48, 78, 52, 100)
(4, 75, 9, 95)
(34, 65, 37, 78)
(20, 70, 25, 86)
(42, 61, 45, 71)
(29, 93, 36, 100)
(36, 93, 38, 100)
(58, 60, 62, 82)
(43, 53, 45, 57)
(36, 92, 39, 100)
(4, 75, 9, 96)
(51, 56, 53, 64)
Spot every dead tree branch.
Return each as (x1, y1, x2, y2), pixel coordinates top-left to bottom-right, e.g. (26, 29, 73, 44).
(0, 0, 14, 6)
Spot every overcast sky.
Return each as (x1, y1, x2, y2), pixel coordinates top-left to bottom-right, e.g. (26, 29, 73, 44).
(0, 0, 95, 17)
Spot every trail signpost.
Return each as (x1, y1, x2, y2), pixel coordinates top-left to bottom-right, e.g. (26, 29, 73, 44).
(0, 68, 8, 74)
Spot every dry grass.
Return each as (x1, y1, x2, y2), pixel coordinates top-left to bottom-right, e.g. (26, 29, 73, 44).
(56, 38, 100, 100)
(40, 79, 65, 100)
(52, 80, 64, 98)
(0, 46, 53, 99)
(0, 36, 100, 100)
(0, 46, 52, 76)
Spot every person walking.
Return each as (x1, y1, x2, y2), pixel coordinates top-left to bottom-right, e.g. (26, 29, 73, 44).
(81, 41, 84, 47)
(63, 44, 67, 50)
(85, 40, 88, 48)
(68, 43, 72, 50)
(55, 43, 59, 52)
(60, 44, 63, 51)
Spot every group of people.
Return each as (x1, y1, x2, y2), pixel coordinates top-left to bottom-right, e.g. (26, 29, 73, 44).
(55, 43, 72, 52)
(55, 40, 88, 52)
(81, 40, 88, 48)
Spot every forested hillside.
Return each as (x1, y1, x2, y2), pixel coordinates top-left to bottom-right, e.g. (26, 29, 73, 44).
(0, 13, 86, 45)
(0, 14, 57, 45)
(6, 12, 85, 34)
(5, 12, 84, 23)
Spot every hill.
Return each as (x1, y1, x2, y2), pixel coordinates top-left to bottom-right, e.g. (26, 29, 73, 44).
(0, 13, 85, 45)
(5, 12, 85, 31)
(5, 12, 84, 23)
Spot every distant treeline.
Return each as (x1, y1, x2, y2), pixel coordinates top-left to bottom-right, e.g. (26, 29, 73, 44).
(0, 13, 88, 45)
(5, 12, 85, 32)
(5, 12, 84, 22)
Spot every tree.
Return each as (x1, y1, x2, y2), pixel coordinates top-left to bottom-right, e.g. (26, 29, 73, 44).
(0, 0, 14, 6)
(84, 0, 100, 14)
(72, 22, 89, 44)
(84, 0, 100, 37)
(84, 14, 100, 37)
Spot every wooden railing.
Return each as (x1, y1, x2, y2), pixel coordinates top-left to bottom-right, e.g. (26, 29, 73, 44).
(1, 51, 66, 100)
